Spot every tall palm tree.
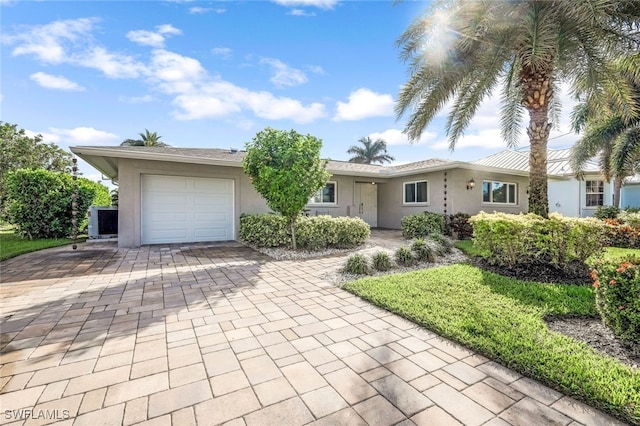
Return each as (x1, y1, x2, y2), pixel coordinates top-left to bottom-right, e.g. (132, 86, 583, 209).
(347, 137, 395, 164)
(571, 59, 640, 207)
(396, 0, 639, 217)
(120, 129, 168, 147)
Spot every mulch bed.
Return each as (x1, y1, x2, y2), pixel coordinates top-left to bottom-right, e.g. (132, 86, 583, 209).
(468, 257, 591, 286)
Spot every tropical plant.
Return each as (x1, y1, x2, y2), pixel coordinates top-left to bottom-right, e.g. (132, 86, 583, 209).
(396, 0, 640, 217)
(243, 128, 330, 250)
(120, 129, 168, 147)
(571, 59, 640, 207)
(347, 137, 395, 164)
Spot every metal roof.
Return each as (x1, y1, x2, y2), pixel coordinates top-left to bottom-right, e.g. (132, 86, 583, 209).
(472, 148, 601, 177)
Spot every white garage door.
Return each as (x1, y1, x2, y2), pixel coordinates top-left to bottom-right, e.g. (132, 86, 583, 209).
(141, 175, 234, 244)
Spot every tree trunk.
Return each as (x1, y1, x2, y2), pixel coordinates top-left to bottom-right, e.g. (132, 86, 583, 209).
(521, 68, 553, 218)
(613, 176, 623, 208)
(290, 216, 297, 251)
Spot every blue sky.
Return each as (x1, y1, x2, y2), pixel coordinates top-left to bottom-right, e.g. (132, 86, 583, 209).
(1, 0, 581, 183)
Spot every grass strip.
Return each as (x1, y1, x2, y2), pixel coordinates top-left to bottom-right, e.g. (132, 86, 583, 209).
(0, 229, 78, 261)
(344, 264, 640, 424)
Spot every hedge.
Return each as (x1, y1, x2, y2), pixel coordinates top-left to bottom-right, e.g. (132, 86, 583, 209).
(5, 169, 110, 239)
(239, 214, 370, 249)
(469, 212, 606, 270)
(401, 212, 445, 238)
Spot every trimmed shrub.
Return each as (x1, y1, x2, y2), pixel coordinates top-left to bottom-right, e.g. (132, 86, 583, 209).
(344, 254, 369, 275)
(239, 213, 290, 247)
(411, 238, 435, 262)
(401, 212, 445, 238)
(618, 211, 640, 228)
(5, 169, 109, 239)
(594, 205, 620, 220)
(449, 213, 473, 240)
(469, 212, 606, 269)
(589, 257, 640, 342)
(395, 246, 416, 266)
(372, 251, 393, 271)
(239, 214, 370, 249)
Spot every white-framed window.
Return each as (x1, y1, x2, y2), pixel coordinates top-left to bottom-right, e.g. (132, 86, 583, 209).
(404, 180, 428, 204)
(585, 180, 604, 207)
(310, 181, 336, 205)
(483, 181, 517, 204)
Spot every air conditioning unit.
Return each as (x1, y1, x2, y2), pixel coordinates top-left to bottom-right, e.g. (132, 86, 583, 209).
(87, 206, 118, 239)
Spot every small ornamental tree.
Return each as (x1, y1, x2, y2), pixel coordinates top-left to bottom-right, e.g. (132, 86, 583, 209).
(243, 128, 330, 250)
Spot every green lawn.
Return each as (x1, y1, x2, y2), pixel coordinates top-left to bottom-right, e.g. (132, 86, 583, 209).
(344, 265, 640, 424)
(0, 228, 80, 261)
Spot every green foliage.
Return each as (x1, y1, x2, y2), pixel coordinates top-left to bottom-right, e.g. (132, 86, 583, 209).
(411, 238, 435, 262)
(589, 258, 640, 342)
(372, 251, 393, 271)
(120, 129, 169, 147)
(448, 212, 473, 240)
(5, 170, 109, 239)
(469, 212, 606, 269)
(618, 211, 640, 227)
(239, 214, 370, 250)
(394, 246, 416, 266)
(401, 212, 445, 238)
(429, 233, 452, 255)
(344, 265, 639, 424)
(346, 136, 395, 164)
(0, 122, 73, 216)
(602, 219, 640, 249)
(110, 188, 119, 207)
(243, 128, 330, 249)
(595, 205, 621, 220)
(344, 254, 369, 275)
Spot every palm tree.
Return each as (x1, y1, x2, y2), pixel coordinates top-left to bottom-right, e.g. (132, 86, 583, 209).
(395, 0, 639, 217)
(347, 137, 395, 164)
(571, 60, 640, 207)
(120, 129, 168, 147)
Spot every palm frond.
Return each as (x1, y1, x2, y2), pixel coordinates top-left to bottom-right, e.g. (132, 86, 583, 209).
(612, 127, 640, 174)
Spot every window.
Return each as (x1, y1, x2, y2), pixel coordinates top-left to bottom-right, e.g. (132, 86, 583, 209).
(482, 181, 517, 204)
(585, 180, 604, 207)
(310, 182, 336, 204)
(404, 180, 428, 204)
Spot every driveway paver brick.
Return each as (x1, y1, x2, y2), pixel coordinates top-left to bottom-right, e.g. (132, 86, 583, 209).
(0, 234, 626, 425)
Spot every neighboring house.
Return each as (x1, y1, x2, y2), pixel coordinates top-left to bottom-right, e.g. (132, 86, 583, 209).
(71, 146, 530, 248)
(473, 148, 619, 217)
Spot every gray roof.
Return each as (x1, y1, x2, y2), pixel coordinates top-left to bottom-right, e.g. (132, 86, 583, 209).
(473, 148, 601, 177)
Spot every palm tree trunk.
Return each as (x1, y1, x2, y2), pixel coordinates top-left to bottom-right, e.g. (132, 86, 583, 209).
(613, 176, 623, 208)
(522, 69, 553, 218)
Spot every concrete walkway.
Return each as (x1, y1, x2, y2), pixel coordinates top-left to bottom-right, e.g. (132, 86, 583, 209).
(0, 235, 625, 425)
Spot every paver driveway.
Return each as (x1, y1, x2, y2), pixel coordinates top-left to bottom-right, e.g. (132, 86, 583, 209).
(0, 240, 625, 425)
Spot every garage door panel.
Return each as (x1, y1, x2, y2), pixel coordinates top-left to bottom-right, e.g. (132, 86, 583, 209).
(141, 175, 234, 244)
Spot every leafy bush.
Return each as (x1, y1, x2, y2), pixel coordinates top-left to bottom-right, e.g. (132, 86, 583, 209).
(401, 211, 445, 238)
(448, 212, 473, 240)
(594, 205, 620, 220)
(372, 251, 393, 271)
(239, 214, 370, 249)
(5, 169, 109, 239)
(603, 221, 640, 249)
(618, 211, 640, 228)
(344, 254, 369, 275)
(469, 212, 606, 269)
(395, 246, 416, 266)
(589, 257, 640, 342)
(411, 238, 435, 262)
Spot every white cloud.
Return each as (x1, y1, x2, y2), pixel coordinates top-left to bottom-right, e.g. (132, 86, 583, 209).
(368, 128, 437, 146)
(26, 127, 119, 147)
(288, 9, 316, 16)
(30, 72, 85, 91)
(126, 24, 181, 48)
(75, 46, 146, 78)
(189, 6, 212, 14)
(149, 49, 207, 93)
(273, 0, 338, 9)
(260, 58, 307, 87)
(334, 88, 394, 121)
(119, 94, 153, 104)
(5, 17, 97, 64)
(212, 47, 232, 58)
(306, 65, 324, 75)
(430, 128, 511, 151)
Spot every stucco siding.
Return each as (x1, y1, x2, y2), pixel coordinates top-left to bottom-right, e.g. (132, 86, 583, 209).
(452, 169, 529, 215)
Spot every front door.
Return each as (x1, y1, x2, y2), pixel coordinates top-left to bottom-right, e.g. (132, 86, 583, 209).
(355, 183, 378, 227)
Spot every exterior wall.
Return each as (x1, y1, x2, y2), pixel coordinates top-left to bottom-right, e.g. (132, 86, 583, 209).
(306, 175, 359, 218)
(621, 184, 640, 209)
(117, 158, 267, 248)
(548, 179, 579, 217)
(377, 169, 528, 230)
